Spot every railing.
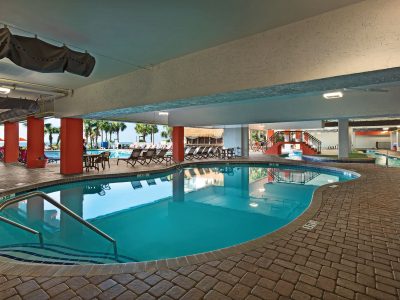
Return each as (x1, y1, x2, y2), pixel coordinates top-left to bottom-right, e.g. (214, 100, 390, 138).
(0, 191, 118, 258)
(267, 168, 321, 184)
(264, 131, 321, 154)
(0, 215, 43, 245)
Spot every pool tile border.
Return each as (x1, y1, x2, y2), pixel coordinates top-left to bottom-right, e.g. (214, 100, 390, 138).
(0, 159, 360, 276)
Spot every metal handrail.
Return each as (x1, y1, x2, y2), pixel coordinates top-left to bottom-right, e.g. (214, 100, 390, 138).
(0, 215, 43, 245)
(0, 191, 118, 258)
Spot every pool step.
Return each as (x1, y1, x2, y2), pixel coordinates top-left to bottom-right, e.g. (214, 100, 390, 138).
(0, 243, 135, 265)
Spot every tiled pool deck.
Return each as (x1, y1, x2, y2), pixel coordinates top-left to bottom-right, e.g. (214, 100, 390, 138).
(0, 157, 399, 299)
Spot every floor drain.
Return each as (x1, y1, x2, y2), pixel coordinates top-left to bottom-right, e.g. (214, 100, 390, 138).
(303, 220, 318, 230)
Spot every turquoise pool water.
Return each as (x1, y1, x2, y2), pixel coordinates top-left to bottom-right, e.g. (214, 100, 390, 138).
(365, 150, 400, 167)
(0, 164, 357, 264)
(45, 149, 132, 160)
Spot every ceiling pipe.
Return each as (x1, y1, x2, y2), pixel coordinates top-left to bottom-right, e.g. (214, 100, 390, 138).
(0, 78, 70, 97)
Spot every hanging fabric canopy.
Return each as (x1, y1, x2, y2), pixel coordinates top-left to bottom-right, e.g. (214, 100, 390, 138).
(0, 27, 95, 77)
(0, 96, 40, 122)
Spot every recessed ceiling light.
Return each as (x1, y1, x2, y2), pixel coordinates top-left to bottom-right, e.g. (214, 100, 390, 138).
(249, 202, 258, 208)
(159, 111, 169, 116)
(0, 87, 11, 95)
(323, 91, 343, 99)
(258, 188, 265, 192)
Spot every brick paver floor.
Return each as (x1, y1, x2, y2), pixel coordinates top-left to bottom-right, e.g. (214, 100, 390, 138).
(0, 160, 399, 299)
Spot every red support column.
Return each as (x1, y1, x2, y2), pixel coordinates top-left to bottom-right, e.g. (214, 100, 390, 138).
(60, 118, 83, 175)
(295, 131, 302, 141)
(27, 116, 45, 168)
(172, 126, 184, 163)
(4, 122, 19, 163)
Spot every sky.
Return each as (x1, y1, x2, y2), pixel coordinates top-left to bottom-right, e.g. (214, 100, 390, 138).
(0, 118, 166, 145)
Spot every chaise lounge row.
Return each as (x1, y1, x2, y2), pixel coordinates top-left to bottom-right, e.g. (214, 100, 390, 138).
(117, 148, 172, 167)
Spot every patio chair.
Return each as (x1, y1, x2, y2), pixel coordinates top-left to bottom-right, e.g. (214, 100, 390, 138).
(117, 148, 142, 166)
(185, 147, 196, 160)
(152, 149, 173, 165)
(99, 151, 111, 169)
(138, 148, 157, 165)
(207, 147, 216, 158)
(194, 146, 205, 159)
(226, 148, 235, 159)
(201, 146, 210, 158)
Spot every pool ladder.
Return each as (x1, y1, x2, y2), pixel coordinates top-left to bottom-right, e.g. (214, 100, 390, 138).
(0, 191, 118, 259)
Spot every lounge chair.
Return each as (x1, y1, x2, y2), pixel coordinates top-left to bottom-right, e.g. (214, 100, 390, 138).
(152, 149, 173, 165)
(185, 147, 196, 160)
(194, 146, 205, 159)
(138, 149, 157, 165)
(201, 146, 210, 158)
(206, 147, 216, 158)
(117, 149, 142, 166)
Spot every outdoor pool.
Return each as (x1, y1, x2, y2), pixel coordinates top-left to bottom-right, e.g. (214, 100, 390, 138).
(0, 164, 358, 265)
(45, 149, 132, 160)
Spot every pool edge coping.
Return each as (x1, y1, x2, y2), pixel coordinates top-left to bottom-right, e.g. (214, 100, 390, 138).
(0, 159, 361, 277)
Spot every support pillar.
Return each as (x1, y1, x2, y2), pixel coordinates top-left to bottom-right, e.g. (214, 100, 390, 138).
(27, 117, 45, 168)
(223, 125, 249, 157)
(338, 119, 351, 159)
(172, 126, 184, 163)
(4, 122, 19, 163)
(60, 118, 83, 175)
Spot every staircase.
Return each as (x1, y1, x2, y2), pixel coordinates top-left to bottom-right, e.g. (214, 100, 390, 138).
(0, 243, 136, 265)
(264, 131, 321, 155)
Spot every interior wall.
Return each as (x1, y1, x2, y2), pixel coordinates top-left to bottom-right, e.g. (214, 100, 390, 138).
(312, 131, 338, 149)
(353, 135, 390, 149)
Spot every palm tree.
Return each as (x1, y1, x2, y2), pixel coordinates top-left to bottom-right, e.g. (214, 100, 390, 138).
(84, 120, 96, 148)
(134, 123, 150, 142)
(101, 121, 112, 142)
(161, 125, 172, 142)
(115, 122, 127, 142)
(44, 123, 60, 147)
(150, 124, 159, 144)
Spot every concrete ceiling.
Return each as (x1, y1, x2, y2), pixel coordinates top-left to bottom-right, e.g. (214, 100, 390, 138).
(103, 80, 400, 127)
(0, 0, 362, 91)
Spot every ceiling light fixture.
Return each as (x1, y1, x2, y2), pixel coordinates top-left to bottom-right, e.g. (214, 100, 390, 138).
(0, 87, 11, 94)
(159, 111, 169, 116)
(383, 127, 389, 131)
(249, 202, 258, 208)
(323, 91, 343, 99)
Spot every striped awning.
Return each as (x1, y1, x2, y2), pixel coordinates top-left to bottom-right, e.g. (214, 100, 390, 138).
(184, 127, 223, 138)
